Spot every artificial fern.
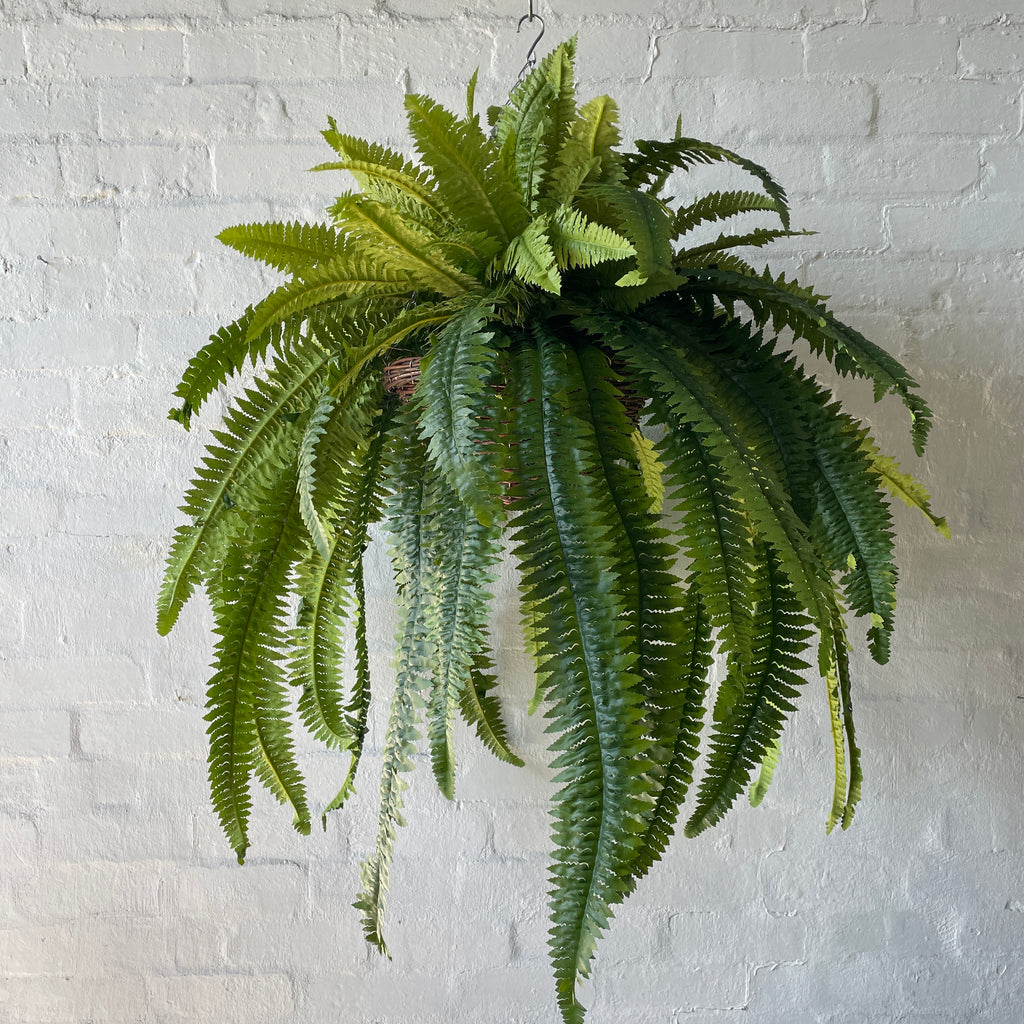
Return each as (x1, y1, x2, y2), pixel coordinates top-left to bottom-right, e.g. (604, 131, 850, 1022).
(161, 38, 945, 1024)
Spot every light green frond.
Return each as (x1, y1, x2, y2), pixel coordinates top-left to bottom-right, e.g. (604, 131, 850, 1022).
(405, 92, 529, 246)
(334, 198, 479, 296)
(548, 206, 635, 271)
(218, 221, 344, 274)
(503, 215, 562, 293)
(867, 445, 949, 538)
(246, 256, 415, 341)
(415, 300, 506, 525)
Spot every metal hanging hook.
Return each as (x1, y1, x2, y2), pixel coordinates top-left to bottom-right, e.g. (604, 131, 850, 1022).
(515, 3, 545, 85)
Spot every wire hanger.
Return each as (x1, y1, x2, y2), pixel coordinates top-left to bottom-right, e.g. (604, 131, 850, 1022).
(515, 0, 545, 86)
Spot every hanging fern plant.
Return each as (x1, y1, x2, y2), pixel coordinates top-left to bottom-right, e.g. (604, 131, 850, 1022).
(160, 39, 947, 1024)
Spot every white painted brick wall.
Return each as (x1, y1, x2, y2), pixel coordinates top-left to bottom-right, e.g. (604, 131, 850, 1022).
(2, 3, 1023, 1023)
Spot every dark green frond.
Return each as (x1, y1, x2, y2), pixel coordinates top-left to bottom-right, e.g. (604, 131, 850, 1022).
(622, 135, 790, 229)
(685, 547, 812, 837)
(672, 189, 788, 240)
(680, 266, 932, 453)
(168, 306, 292, 429)
(506, 334, 652, 1024)
(459, 655, 524, 767)
(158, 335, 332, 636)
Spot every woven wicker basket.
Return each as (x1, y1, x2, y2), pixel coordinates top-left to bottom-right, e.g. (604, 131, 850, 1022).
(382, 356, 423, 402)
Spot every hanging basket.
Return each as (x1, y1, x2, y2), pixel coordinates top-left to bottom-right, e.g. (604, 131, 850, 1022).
(381, 356, 423, 403)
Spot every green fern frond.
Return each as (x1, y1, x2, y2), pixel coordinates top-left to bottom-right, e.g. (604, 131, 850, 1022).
(334, 198, 479, 296)
(867, 445, 950, 538)
(168, 306, 292, 429)
(629, 428, 664, 514)
(315, 122, 452, 225)
(574, 343, 711, 888)
(218, 221, 344, 274)
(421, 474, 502, 798)
(748, 734, 781, 808)
(247, 256, 415, 341)
(459, 655, 524, 766)
(506, 336, 653, 1024)
(298, 390, 337, 559)
(415, 300, 506, 525)
(158, 335, 332, 636)
(205, 468, 311, 860)
(623, 136, 790, 229)
(809, 406, 898, 663)
(681, 266, 933, 453)
(673, 189, 788, 240)
(355, 409, 434, 956)
(550, 93, 624, 203)
(833, 612, 862, 831)
(581, 184, 674, 287)
(291, 403, 391, 774)
(685, 547, 812, 837)
(503, 215, 562, 293)
(679, 227, 815, 261)
(405, 92, 529, 246)
(549, 206, 635, 270)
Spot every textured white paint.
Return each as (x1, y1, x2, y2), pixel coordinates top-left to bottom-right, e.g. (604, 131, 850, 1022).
(1, 3, 1023, 1023)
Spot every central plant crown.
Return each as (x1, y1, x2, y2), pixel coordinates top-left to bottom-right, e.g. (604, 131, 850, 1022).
(160, 39, 945, 1024)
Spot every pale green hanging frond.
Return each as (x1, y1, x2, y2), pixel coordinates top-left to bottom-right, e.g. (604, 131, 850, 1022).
(629, 428, 664, 515)
(218, 221, 344, 274)
(867, 445, 950, 538)
(334, 198, 479, 297)
(503, 215, 562, 293)
(548, 206, 635, 271)
(405, 92, 529, 246)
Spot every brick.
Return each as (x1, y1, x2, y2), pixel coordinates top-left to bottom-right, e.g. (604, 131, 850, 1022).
(3, 656, 146, 705)
(0, 707, 69, 757)
(100, 83, 269, 142)
(921, 0, 1024, 16)
(65, 0, 213, 14)
(225, 0, 344, 12)
(984, 139, 1024, 195)
(889, 201, 1024, 254)
(0, 27, 25, 78)
(713, 0, 862, 25)
(0, 486, 61, 537)
(0, 316, 137, 369)
(344, 18, 496, 82)
(27, 25, 184, 80)
(712, 81, 873, 140)
(0, 141, 61, 198)
(0, 923, 78, 976)
(961, 26, 1024, 75)
(0, 372, 72, 431)
(0, 82, 97, 136)
(877, 80, 1019, 137)
(0, 976, 149, 1024)
(652, 28, 804, 80)
(120, 201, 266, 257)
(823, 138, 981, 197)
(0, 204, 118, 258)
(807, 25, 958, 77)
(214, 140, 341, 199)
(188, 25, 341, 81)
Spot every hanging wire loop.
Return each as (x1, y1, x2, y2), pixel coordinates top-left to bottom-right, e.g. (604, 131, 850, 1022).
(515, 11, 545, 85)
